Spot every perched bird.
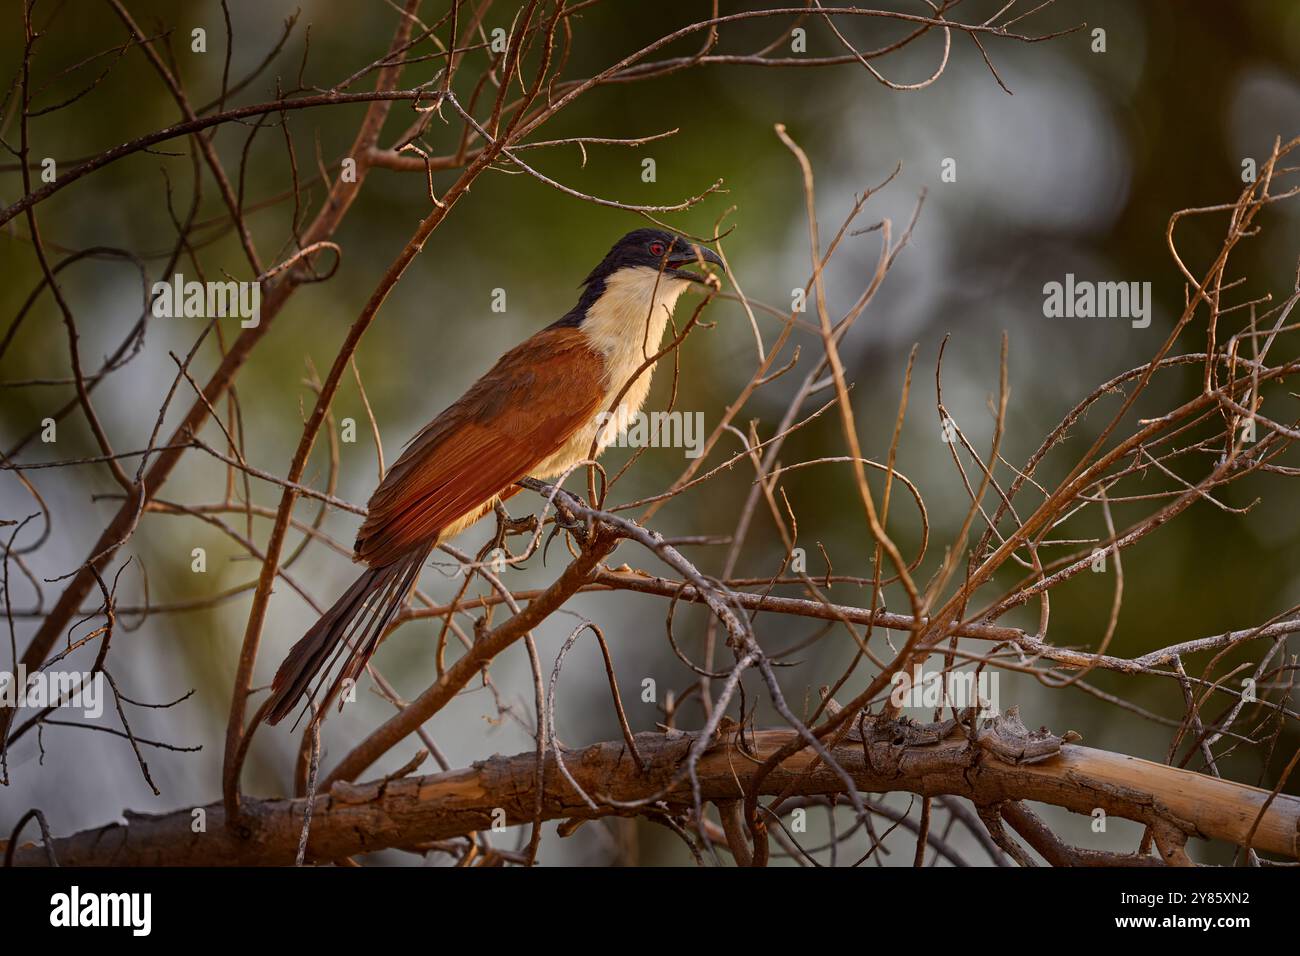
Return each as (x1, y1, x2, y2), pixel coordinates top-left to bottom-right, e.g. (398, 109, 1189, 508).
(264, 228, 723, 724)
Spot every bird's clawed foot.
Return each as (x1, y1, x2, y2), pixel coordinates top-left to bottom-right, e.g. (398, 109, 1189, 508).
(490, 500, 540, 554)
(542, 502, 589, 564)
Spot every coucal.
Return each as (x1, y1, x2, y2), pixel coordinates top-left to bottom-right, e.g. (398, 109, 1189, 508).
(264, 228, 723, 724)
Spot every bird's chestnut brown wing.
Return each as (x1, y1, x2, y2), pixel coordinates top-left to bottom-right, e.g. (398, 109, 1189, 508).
(353, 326, 605, 567)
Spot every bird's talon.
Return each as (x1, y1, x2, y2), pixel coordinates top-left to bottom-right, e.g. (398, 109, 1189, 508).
(489, 503, 540, 554)
(542, 522, 565, 565)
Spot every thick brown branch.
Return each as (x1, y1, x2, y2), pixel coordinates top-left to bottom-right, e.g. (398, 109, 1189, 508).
(6, 726, 1296, 866)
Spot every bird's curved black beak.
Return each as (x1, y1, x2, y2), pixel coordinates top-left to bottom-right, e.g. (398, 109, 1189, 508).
(666, 242, 724, 283)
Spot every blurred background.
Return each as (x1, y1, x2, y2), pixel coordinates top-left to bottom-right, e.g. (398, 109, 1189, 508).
(1, 0, 1298, 865)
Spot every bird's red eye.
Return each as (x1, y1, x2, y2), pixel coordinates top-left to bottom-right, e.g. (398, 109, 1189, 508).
(649, 242, 665, 257)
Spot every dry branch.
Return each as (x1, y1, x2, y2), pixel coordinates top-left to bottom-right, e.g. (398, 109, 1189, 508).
(6, 716, 1296, 866)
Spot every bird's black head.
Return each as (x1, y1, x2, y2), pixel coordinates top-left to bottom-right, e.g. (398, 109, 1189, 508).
(551, 229, 723, 330)
(583, 228, 724, 286)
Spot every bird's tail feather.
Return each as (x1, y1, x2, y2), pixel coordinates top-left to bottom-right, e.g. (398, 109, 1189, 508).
(264, 545, 432, 726)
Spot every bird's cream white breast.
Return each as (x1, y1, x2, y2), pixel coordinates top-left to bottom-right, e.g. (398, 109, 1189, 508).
(582, 266, 691, 411)
(532, 266, 692, 479)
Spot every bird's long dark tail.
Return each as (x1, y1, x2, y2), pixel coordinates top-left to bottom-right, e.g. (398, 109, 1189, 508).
(264, 544, 432, 726)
